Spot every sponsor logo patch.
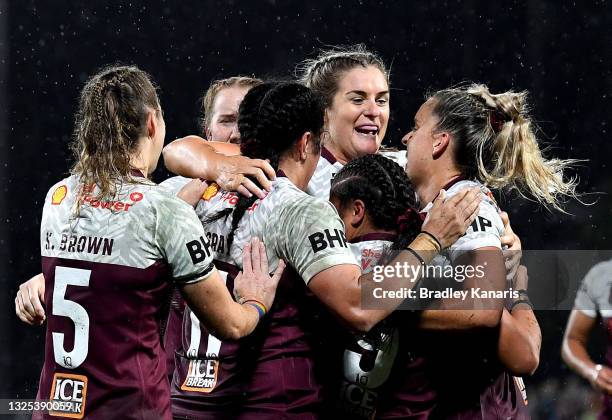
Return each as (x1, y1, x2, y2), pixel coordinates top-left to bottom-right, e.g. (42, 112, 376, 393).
(52, 185, 68, 205)
(49, 372, 88, 418)
(202, 182, 219, 201)
(181, 359, 219, 393)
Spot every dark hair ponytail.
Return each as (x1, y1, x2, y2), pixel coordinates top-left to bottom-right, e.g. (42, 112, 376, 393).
(330, 154, 421, 264)
(205, 81, 324, 249)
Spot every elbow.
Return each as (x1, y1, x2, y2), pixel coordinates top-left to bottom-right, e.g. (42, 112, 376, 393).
(213, 324, 244, 341)
(508, 350, 540, 376)
(344, 308, 377, 333)
(161, 143, 177, 170)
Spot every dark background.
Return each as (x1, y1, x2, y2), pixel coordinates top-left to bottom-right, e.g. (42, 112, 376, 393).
(1, 0, 610, 417)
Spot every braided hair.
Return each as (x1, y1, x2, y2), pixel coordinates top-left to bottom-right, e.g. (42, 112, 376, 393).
(330, 154, 421, 264)
(205, 81, 325, 249)
(70, 65, 160, 200)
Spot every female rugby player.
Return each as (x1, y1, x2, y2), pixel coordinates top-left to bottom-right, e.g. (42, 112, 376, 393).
(392, 83, 576, 418)
(20, 65, 283, 420)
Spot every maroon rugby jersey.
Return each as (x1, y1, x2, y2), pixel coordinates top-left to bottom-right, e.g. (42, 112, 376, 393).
(160, 175, 358, 419)
(34, 174, 215, 419)
(378, 178, 529, 419)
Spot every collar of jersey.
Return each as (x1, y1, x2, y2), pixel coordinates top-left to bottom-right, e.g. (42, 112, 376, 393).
(350, 232, 397, 244)
(321, 146, 338, 165)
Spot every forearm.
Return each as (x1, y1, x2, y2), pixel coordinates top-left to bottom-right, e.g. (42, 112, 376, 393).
(498, 307, 541, 375)
(162, 136, 227, 179)
(352, 235, 441, 330)
(563, 336, 598, 380)
(419, 309, 502, 330)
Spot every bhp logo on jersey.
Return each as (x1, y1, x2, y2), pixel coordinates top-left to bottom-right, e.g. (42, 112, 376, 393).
(52, 185, 68, 205)
(49, 373, 88, 419)
(186, 236, 212, 264)
(308, 228, 348, 253)
(181, 359, 219, 393)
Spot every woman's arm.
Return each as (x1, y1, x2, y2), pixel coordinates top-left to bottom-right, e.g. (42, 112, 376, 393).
(563, 310, 612, 394)
(497, 266, 541, 375)
(162, 135, 275, 198)
(418, 246, 506, 329)
(180, 238, 284, 340)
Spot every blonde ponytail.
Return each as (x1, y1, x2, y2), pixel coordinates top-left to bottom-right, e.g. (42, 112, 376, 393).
(430, 83, 579, 211)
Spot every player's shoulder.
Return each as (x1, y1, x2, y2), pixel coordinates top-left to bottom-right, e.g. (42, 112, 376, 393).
(159, 175, 192, 196)
(44, 174, 77, 200)
(447, 179, 502, 223)
(582, 259, 612, 289)
(127, 180, 196, 218)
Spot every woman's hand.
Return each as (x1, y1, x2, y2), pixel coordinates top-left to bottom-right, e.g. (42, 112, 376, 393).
(216, 155, 276, 199)
(500, 211, 523, 282)
(421, 188, 481, 249)
(177, 178, 208, 207)
(234, 237, 286, 310)
(15, 273, 46, 325)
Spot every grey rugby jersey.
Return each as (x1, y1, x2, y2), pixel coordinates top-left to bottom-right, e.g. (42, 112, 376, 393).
(574, 259, 612, 318)
(161, 175, 359, 282)
(421, 179, 504, 264)
(41, 174, 215, 283)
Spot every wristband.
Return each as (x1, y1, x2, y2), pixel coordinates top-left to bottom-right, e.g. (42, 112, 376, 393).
(420, 230, 443, 250)
(593, 364, 604, 382)
(510, 298, 533, 311)
(243, 299, 268, 318)
(406, 247, 425, 266)
(409, 233, 441, 264)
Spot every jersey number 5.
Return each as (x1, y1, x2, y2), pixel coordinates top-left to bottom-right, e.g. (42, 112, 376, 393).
(52, 266, 91, 369)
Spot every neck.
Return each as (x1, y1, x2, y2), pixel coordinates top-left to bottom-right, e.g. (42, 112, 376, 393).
(323, 141, 349, 165)
(129, 152, 149, 178)
(415, 168, 463, 207)
(278, 159, 309, 191)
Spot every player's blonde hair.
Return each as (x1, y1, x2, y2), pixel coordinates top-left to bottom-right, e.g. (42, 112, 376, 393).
(70, 65, 160, 201)
(200, 76, 262, 133)
(429, 83, 579, 211)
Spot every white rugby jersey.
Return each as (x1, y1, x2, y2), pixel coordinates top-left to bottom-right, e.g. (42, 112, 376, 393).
(574, 259, 612, 318)
(305, 146, 345, 200)
(42, 174, 215, 281)
(421, 178, 504, 264)
(350, 233, 394, 273)
(378, 148, 408, 170)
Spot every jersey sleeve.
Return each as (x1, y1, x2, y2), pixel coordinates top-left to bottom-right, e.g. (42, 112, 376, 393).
(154, 194, 216, 285)
(159, 176, 192, 196)
(446, 196, 504, 262)
(265, 196, 359, 284)
(574, 263, 608, 318)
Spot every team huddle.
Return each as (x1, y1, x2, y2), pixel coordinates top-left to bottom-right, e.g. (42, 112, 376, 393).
(15, 45, 581, 419)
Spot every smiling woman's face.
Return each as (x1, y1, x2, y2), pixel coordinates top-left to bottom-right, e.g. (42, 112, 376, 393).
(325, 66, 389, 163)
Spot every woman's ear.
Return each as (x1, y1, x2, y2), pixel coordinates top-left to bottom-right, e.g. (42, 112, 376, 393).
(350, 199, 366, 227)
(146, 109, 157, 139)
(432, 131, 450, 159)
(296, 132, 313, 160)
